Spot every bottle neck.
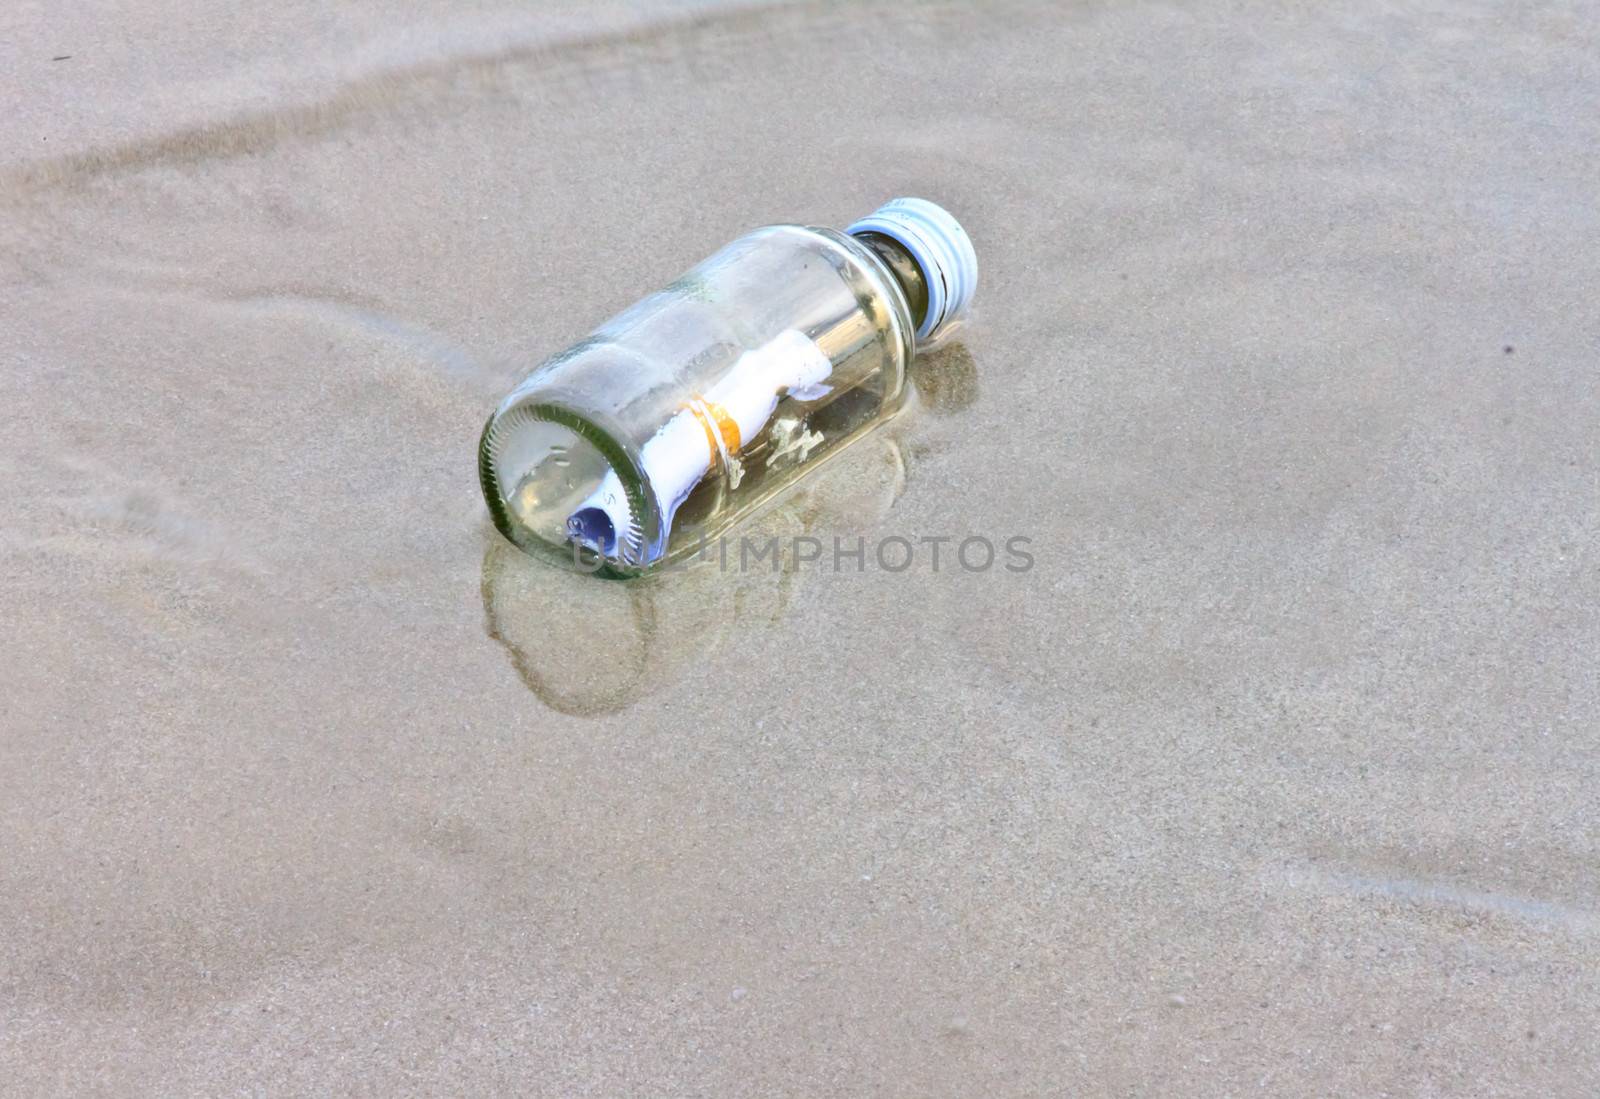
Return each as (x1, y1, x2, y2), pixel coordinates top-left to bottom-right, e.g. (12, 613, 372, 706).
(853, 231, 929, 336)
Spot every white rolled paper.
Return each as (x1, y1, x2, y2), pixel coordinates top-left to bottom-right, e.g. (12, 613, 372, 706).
(568, 329, 832, 562)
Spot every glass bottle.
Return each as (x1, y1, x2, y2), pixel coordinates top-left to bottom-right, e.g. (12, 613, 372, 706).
(478, 197, 977, 577)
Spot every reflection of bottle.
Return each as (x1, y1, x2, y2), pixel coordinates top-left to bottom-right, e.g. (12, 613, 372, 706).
(479, 198, 977, 576)
(482, 429, 910, 716)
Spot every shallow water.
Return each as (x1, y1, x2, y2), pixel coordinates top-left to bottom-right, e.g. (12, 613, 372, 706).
(3, 2, 1599, 1092)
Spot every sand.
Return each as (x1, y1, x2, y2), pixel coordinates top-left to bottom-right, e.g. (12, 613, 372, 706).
(2, 1, 1597, 1094)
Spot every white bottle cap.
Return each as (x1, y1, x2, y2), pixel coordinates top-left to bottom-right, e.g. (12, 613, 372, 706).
(847, 197, 978, 344)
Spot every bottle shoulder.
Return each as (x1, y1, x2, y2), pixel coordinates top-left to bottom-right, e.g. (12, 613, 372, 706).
(759, 224, 918, 360)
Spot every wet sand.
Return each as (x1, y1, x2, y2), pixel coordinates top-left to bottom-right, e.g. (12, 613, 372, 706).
(3, 2, 1598, 1093)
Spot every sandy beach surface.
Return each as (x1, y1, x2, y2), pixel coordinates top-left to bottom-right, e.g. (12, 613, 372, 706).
(3, 2, 1597, 1094)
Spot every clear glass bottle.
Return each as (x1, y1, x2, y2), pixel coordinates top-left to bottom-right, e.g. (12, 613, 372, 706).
(478, 197, 977, 576)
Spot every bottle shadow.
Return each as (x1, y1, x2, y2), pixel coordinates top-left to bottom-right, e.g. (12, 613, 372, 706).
(480, 342, 979, 717)
(908, 341, 979, 416)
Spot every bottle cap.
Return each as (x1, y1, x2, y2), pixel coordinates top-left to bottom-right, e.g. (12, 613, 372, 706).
(847, 197, 977, 344)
